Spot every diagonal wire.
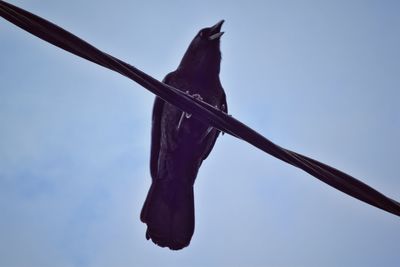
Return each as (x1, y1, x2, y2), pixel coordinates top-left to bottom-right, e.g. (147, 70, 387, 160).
(1, 0, 399, 217)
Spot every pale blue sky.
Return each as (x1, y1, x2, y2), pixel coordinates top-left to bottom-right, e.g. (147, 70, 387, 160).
(1, 0, 400, 266)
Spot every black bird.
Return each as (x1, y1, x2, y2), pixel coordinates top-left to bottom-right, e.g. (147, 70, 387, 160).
(140, 20, 227, 250)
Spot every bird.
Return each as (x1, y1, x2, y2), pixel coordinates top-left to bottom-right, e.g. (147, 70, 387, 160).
(140, 20, 228, 250)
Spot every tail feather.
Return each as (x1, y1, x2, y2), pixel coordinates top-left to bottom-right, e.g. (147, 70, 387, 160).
(141, 179, 195, 250)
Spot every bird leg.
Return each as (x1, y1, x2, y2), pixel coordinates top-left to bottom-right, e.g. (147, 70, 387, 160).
(176, 91, 203, 132)
(176, 111, 186, 131)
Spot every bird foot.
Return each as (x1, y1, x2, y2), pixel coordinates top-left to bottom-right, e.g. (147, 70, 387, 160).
(177, 91, 204, 131)
(185, 91, 203, 118)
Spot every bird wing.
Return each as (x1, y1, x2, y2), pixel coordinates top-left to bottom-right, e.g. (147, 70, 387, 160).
(150, 74, 176, 180)
(149, 96, 164, 180)
(201, 88, 228, 161)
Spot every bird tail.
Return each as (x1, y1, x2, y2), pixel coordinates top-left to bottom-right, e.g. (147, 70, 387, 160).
(140, 179, 195, 250)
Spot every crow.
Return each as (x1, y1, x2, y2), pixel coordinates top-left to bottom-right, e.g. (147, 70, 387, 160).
(140, 20, 227, 250)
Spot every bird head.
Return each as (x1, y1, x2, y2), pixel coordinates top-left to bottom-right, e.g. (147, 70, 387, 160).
(178, 20, 224, 76)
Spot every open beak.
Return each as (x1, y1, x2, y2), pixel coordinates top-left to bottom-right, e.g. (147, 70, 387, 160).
(208, 20, 224, 40)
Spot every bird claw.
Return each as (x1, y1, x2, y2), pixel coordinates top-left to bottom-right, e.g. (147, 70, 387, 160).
(191, 93, 203, 101)
(185, 91, 203, 118)
(177, 91, 204, 131)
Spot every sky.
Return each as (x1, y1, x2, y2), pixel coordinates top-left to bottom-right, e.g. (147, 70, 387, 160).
(1, 0, 400, 266)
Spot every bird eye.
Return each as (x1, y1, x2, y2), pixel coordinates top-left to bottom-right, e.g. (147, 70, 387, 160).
(199, 30, 206, 38)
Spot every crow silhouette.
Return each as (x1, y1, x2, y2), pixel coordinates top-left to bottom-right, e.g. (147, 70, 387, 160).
(140, 20, 227, 250)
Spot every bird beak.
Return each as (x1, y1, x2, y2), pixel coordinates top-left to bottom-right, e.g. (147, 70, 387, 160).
(208, 20, 224, 40)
